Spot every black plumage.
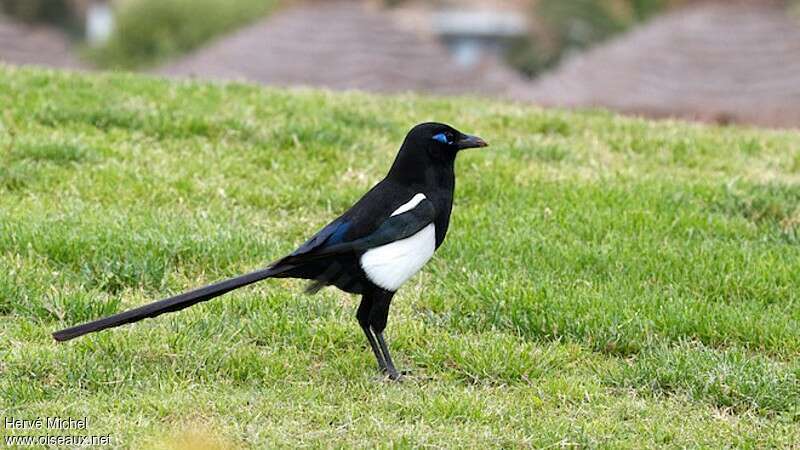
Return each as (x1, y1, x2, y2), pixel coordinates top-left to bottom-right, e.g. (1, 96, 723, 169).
(53, 122, 488, 380)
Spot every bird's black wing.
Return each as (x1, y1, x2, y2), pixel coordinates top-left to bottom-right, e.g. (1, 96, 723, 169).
(276, 198, 435, 265)
(286, 217, 351, 258)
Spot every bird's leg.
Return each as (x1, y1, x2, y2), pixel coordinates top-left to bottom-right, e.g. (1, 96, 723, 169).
(372, 328, 400, 380)
(361, 325, 387, 372)
(357, 295, 386, 372)
(368, 289, 401, 381)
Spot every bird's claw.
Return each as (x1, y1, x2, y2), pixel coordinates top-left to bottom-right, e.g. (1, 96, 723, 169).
(386, 371, 403, 382)
(380, 368, 412, 381)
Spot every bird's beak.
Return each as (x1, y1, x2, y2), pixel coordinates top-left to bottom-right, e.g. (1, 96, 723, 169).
(456, 134, 489, 150)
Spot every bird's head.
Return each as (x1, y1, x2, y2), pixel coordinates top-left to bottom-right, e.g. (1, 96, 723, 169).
(408, 122, 488, 159)
(388, 122, 488, 183)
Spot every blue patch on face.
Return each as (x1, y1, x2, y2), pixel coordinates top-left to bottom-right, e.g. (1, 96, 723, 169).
(432, 133, 449, 144)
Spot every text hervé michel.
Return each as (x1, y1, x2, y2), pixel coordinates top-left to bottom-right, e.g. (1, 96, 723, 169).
(4, 416, 88, 430)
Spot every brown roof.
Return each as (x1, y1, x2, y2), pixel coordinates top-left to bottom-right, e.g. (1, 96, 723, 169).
(528, 1, 800, 128)
(156, 0, 528, 97)
(0, 16, 83, 69)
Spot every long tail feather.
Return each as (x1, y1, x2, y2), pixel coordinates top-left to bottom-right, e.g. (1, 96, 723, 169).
(53, 264, 293, 342)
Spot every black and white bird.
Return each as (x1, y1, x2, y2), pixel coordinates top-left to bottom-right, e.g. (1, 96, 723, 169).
(53, 122, 488, 380)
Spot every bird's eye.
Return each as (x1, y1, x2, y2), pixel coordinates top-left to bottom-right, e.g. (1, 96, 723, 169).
(432, 132, 450, 144)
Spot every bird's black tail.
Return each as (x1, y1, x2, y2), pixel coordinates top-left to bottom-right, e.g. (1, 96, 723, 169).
(52, 264, 294, 342)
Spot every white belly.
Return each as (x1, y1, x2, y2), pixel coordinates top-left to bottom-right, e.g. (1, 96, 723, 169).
(360, 223, 436, 291)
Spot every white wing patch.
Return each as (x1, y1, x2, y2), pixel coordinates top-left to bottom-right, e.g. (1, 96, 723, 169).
(390, 193, 426, 216)
(360, 193, 436, 291)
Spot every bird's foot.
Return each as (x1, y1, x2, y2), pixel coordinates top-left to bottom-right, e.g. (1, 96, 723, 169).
(386, 370, 403, 382)
(380, 366, 401, 381)
(380, 368, 413, 381)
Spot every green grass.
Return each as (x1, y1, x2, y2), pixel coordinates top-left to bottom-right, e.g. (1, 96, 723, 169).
(1, 65, 799, 448)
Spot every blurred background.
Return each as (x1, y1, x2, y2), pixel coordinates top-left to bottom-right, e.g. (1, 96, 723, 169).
(2, 0, 799, 128)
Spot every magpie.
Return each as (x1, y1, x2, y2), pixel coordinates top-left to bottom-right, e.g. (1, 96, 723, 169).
(53, 122, 488, 380)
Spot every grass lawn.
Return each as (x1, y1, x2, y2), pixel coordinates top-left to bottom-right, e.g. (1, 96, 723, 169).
(1, 65, 799, 448)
